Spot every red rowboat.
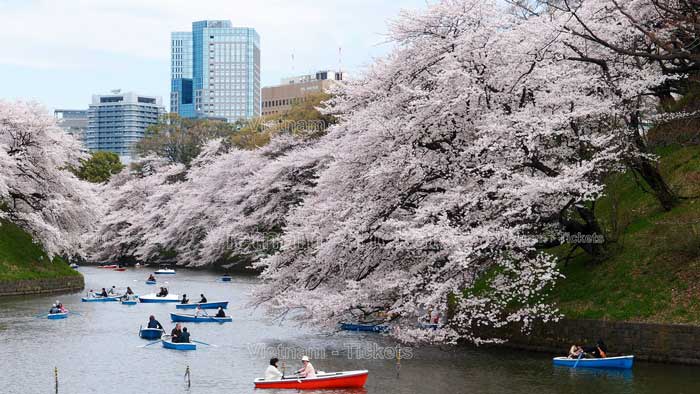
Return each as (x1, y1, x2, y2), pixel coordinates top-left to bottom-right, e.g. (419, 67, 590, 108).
(254, 370, 368, 390)
(98, 265, 118, 269)
(113, 267, 126, 271)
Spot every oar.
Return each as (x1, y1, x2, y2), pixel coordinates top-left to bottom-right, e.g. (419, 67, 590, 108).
(573, 351, 584, 368)
(191, 339, 217, 347)
(34, 312, 49, 318)
(68, 311, 82, 316)
(139, 340, 162, 348)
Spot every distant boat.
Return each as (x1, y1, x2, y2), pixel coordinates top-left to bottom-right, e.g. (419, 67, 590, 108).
(175, 301, 228, 310)
(98, 265, 118, 269)
(69, 263, 79, 269)
(139, 327, 164, 340)
(114, 267, 127, 272)
(170, 313, 232, 323)
(139, 293, 180, 303)
(339, 323, 389, 332)
(220, 275, 232, 282)
(145, 280, 157, 285)
(81, 296, 120, 302)
(154, 268, 176, 275)
(162, 340, 196, 351)
(254, 370, 369, 390)
(552, 355, 634, 369)
(47, 312, 68, 320)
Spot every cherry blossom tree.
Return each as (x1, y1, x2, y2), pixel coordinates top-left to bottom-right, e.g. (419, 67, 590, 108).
(0, 100, 98, 257)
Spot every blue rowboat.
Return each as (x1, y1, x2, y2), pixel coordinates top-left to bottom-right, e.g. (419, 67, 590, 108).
(139, 294, 180, 303)
(340, 323, 389, 333)
(154, 269, 176, 275)
(417, 323, 440, 330)
(170, 313, 232, 323)
(552, 355, 634, 369)
(121, 300, 137, 306)
(145, 280, 156, 285)
(139, 327, 164, 340)
(47, 312, 68, 320)
(81, 296, 120, 302)
(220, 276, 232, 282)
(162, 340, 196, 351)
(175, 301, 228, 310)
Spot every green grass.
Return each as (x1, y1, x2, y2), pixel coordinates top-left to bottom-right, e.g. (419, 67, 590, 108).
(550, 144, 700, 324)
(0, 220, 80, 281)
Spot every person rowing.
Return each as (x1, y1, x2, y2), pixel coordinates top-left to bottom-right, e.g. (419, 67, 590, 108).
(215, 306, 226, 318)
(147, 315, 163, 330)
(181, 294, 189, 304)
(265, 358, 283, 380)
(296, 356, 316, 378)
(49, 304, 61, 314)
(99, 288, 108, 297)
(170, 323, 182, 343)
(56, 301, 67, 313)
(108, 286, 117, 295)
(157, 287, 169, 297)
(194, 305, 209, 318)
(568, 339, 608, 359)
(198, 294, 207, 303)
(147, 274, 156, 281)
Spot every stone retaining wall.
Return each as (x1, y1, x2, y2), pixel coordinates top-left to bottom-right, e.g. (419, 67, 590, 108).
(486, 318, 700, 365)
(0, 275, 84, 297)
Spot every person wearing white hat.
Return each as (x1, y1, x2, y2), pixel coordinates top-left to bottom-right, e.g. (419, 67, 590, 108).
(296, 356, 316, 379)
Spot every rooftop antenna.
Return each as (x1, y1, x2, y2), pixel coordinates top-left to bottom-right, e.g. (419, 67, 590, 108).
(338, 46, 343, 80)
(291, 52, 295, 76)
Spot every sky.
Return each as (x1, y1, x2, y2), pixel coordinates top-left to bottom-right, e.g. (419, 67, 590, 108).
(0, 0, 430, 111)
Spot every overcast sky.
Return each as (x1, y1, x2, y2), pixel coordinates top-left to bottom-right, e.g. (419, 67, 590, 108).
(0, 0, 429, 111)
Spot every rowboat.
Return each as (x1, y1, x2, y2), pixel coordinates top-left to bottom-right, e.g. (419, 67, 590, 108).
(418, 322, 440, 330)
(114, 267, 126, 272)
(162, 340, 196, 351)
(254, 370, 369, 390)
(145, 280, 157, 285)
(139, 293, 180, 303)
(98, 265, 118, 269)
(121, 299, 137, 305)
(552, 355, 634, 369)
(340, 323, 389, 332)
(154, 268, 176, 275)
(139, 327, 164, 340)
(170, 313, 232, 323)
(220, 275, 232, 282)
(69, 263, 79, 269)
(48, 312, 68, 320)
(175, 301, 228, 310)
(81, 296, 120, 302)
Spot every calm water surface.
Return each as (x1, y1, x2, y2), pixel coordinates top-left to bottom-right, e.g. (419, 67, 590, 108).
(1, 267, 699, 393)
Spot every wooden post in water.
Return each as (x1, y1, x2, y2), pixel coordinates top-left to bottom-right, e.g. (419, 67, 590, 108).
(396, 348, 401, 378)
(184, 365, 191, 388)
(54, 367, 58, 394)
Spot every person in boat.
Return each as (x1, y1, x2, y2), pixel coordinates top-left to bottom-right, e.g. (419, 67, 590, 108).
(569, 339, 608, 359)
(181, 294, 189, 304)
(108, 286, 117, 295)
(215, 307, 226, 318)
(147, 315, 163, 330)
(49, 304, 61, 314)
(430, 308, 441, 324)
(99, 288, 108, 297)
(126, 287, 134, 295)
(198, 294, 207, 303)
(147, 274, 156, 281)
(157, 287, 169, 297)
(194, 305, 208, 318)
(56, 301, 67, 313)
(170, 323, 183, 343)
(179, 327, 191, 343)
(265, 358, 283, 380)
(296, 356, 316, 379)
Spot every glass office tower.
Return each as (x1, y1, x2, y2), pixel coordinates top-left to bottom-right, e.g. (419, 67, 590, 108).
(86, 91, 164, 163)
(170, 20, 260, 122)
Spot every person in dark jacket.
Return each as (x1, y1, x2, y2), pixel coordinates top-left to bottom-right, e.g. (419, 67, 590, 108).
(179, 327, 191, 343)
(198, 294, 207, 303)
(181, 294, 189, 304)
(171, 323, 182, 343)
(99, 288, 108, 297)
(215, 307, 226, 318)
(147, 315, 163, 329)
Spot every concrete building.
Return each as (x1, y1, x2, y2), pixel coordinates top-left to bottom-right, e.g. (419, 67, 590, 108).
(54, 109, 88, 145)
(262, 70, 343, 116)
(170, 20, 261, 122)
(86, 90, 164, 162)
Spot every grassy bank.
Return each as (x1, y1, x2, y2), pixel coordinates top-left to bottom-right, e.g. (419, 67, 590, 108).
(551, 144, 700, 324)
(0, 220, 80, 282)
